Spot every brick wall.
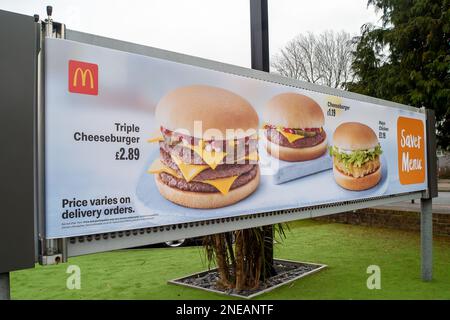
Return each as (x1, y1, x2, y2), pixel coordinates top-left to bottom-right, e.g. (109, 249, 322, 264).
(438, 155, 450, 178)
(315, 208, 450, 237)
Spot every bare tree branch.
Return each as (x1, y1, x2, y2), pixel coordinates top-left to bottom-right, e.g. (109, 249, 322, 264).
(271, 30, 355, 89)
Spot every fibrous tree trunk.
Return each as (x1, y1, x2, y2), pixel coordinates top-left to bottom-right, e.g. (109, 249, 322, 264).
(234, 230, 245, 291)
(213, 234, 232, 288)
(203, 224, 287, 292)
(263, 225, 276, 279)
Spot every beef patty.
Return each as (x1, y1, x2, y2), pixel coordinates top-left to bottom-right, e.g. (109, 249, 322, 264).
(265, 129, 326, 148)
(159, 139, 258, 165)
(158, 165, 259, 193)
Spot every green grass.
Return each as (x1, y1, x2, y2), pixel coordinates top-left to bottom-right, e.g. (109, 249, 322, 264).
(11, 220, 450, 299)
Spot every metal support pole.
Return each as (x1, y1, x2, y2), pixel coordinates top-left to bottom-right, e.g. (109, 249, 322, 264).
(0, 273, 11, 300)
(250, 0, 275, 277)
(420, 198, 433, 281)
(419, 108, 436, 281)
(250, 0, 269, 72)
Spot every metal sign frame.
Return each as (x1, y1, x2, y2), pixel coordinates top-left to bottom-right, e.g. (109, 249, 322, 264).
(42, 30, 434, 265)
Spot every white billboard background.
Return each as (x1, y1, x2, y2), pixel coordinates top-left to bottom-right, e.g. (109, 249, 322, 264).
(44, 38, 427, 238)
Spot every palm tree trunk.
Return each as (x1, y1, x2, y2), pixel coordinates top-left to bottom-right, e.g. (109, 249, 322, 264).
(213, 234, 232, 288)
(253, 255, 262, 288)
(263, 225, 276, 279)
(225, 232, 236, 273)
(234, 230, 245, 291)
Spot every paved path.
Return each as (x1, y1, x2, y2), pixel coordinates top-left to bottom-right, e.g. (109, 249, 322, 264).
(375, 192, 450, 214)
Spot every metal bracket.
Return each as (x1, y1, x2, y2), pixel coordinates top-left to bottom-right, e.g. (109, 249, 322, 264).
(42, 6, 65, 39)
(40, 254, 63, 265)
(37, 6, 68, 265)
(39, 238, 67, 265)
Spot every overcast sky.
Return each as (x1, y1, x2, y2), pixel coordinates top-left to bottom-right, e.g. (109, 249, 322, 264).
(2, 0, 380, 67)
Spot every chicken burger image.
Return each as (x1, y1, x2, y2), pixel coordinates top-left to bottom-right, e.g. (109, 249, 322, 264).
(148, 85, 260, 209)
(329, 122, 383, 191)
(263, 93, 327, 161)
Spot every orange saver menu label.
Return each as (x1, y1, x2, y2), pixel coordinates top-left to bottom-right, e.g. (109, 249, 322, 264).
(397, 116, 425, 184)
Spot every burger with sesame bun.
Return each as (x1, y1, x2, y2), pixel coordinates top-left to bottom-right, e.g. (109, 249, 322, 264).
(148, 85, 260, 209)
(330, 122, 383, 191)
(263, 93, 327, 162)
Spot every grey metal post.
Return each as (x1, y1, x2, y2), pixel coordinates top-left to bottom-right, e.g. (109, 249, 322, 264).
(0, 10, 38, 274)
(250, 0, 269, 72)
(0, 273, 11, 300)
(420, 108, 437, 281)
(420, 198, 433, 281)
(250, 0, 276, 277)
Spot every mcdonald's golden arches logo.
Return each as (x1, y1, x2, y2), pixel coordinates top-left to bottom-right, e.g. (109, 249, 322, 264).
(68, 60, 98, 95)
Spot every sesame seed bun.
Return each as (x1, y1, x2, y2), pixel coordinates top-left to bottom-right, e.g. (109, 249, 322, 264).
(333, 122, 378, 151)
(155, 85, 259, 140)
(154, 168, 260, 209)
(263, 93, 324, 129)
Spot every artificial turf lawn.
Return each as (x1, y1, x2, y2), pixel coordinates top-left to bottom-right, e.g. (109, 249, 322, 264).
(11, 220, 450, 299)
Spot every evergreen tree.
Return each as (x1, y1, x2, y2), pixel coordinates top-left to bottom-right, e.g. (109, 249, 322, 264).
(348, 0, 450, 149)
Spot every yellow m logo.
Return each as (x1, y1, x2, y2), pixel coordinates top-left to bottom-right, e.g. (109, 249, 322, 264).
(69, 60, 98, 95)
(73, 68, 94, 89)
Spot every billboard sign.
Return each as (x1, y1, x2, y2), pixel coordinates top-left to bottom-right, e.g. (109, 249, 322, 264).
(44, 38, 427, 238)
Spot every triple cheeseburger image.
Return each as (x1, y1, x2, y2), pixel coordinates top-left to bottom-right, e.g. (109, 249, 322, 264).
(329, 122, 383, 191)
(148, 85, 260, 209)
(147, 85, 384, 209)
(262, 93, 327, 162)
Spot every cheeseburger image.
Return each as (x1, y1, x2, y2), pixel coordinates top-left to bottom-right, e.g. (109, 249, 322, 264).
(329, 122, 383, 191)
(263, 93, 327, 161)
(148, 85, 260, 209)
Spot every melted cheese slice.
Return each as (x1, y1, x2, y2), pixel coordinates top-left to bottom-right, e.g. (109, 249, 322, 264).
(202, 176, 238, 195)
(187, 140, 227, 170)
(171, 154, 209, 182)
(148, 159, 182, 178)
(147, 136, 164, 143)
(148, 158, 238, 195)
(276, 128, 304, 143)
(201, 150, 227, 170)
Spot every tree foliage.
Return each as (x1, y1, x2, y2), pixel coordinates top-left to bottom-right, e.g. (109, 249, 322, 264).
(348, 0, 450, 149)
